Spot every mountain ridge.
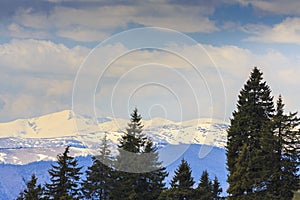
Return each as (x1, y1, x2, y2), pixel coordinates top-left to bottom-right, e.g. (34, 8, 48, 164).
(0, 110, 229, 165)
(0, 110, 230, 199)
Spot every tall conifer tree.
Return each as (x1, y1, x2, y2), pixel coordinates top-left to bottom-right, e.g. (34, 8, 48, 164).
(111, 108, 146, 199)
(269, 96, 300, 199)
(161, 158, 195, 199)
(212, 176, 222, 200)
(83, 134, 114, 200)
(170, 159, 195, 189)
(137, 139, 168, 199)
(17, 174, 44, 200)
(197, 170, 213, 199)
(226, 67, 275, 199)
(111, 108, 167, 199)
(45, 146, 82, 200)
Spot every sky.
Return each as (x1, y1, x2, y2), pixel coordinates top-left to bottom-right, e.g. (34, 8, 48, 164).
(1, 0, 300, 122)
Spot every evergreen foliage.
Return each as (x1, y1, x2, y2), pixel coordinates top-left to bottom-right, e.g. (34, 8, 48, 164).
(197, 170, 213, 199)
(136, 139, 168, 199)
(111, 108, 167, 199)
(171, 158, 195, 189)
(14, 67, 300, 200)
(164, 158, 195, 199)
(227, 67, 300, 199)
(160, 163, 223, 200)
(212, 176, 222, 200)
(269, 96, 300, 199)
(45, 146, 83, 200)
(16, 174, 44, 200)
(226, 67, 275, 199)
(114, 108, 146, 172)
(82, 134, 114, 200)
(14, 107, 227, 200)
(110, 108, 146, 199)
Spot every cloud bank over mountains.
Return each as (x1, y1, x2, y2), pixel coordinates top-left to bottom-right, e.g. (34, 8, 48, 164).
(0, 0, 300, 122)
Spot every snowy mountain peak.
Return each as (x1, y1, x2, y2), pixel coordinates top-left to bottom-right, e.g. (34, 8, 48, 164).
(0, 110, 229, 165)
(0, 110, 77, 138)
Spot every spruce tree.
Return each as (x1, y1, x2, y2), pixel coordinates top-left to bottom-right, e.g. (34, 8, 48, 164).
(111, 108, 167, 199)
(171, 159, 195, 189)
(269, 95, 300, 199)
(17, 174, 44, 200)
(196, 170, 212, 199)
(45, 146, 83, 200)
(226, 67, 275, 199)
(115, 107, 146, 172)
(111, 108, 146, 199)
(137, 139, 168, 199)
(166, 158, 195, 199)
(212, 176, 222, 200)
(82, 134, 114, 200)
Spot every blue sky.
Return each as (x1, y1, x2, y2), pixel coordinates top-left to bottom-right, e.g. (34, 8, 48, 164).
(1, 0, 300, 122)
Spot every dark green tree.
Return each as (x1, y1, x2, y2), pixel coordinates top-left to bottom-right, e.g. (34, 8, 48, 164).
(82, 134, 114, 200)
(212, 176, 222, 200)
(45, 146, 83, 200)
(171, 159, 195, 189)
(17, 174, 44, 200)
(226, 67, 275, 199)
(196, 170, 212, 199)
(114, 107, 146, 171)
(111, 108, 167, 199)
(110, 108, 146, 199)
(163, 158, 195, 199)
(269, 95, 300, 199)
(136, 139, 168, 199)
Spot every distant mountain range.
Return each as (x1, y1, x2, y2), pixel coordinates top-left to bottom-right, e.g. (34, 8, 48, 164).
(0, 110, 229, 199)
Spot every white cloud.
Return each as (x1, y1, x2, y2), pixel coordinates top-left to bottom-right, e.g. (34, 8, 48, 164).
(7, 23, 49, 39)
(244, 18, 300, 44)
(10, 3, 218, 41)
(0, 39, 89, 72)
(0, 93, 69, 121)
(203, 44, 300, 85)
(0, 38, 300, 122)
(130, 4, 218, 33)
(0, 39, 90, 121)
(57, 27, 109, 42)
(73, 42, 300, 121)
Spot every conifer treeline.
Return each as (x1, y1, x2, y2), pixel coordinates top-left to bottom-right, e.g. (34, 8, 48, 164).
(227, 67, 300, 200)
(17, 108, 223, 200)
(17, 67, 298, 199)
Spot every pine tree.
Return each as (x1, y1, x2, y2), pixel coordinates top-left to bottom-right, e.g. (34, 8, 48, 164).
(110, 108, 146, 199)
(226, 67, 275, 199)
(136, 139, 168, 199)
(196, 170, 212, 199)
(111, 108, 168, 199)
(212, 176, 222, 200)
(17, 174, 44, 200)
(166, 158, 195, 199)
(45, 146, 83, 200)
(171, 159, 195, 189)
(269, 96, 300, 199)
(82, 134, 114, 200)
(115, 107, 146, 172)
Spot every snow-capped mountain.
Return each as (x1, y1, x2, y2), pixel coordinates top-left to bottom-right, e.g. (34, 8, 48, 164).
(0, 110, 228, 165)
(0, 110, 229, 199)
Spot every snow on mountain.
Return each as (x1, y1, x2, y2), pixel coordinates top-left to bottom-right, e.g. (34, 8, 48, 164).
(0, 110, 78, 138)
(0, 110, 229, 165)
(0, 145, 228, 200)
(0, 110, 230, 199)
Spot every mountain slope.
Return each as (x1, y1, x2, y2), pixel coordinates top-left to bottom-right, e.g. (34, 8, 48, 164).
(0, 110, 228, 165)
(0, 110, 229, 199)
(0, 144, 227, 200)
